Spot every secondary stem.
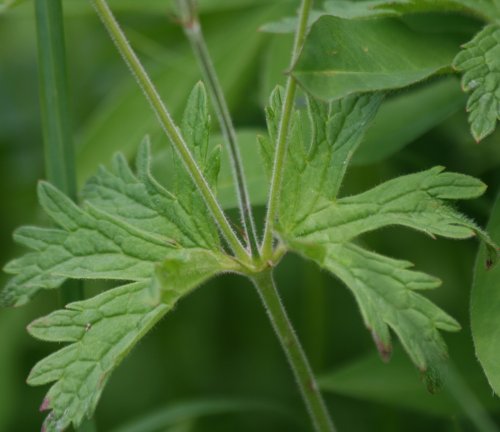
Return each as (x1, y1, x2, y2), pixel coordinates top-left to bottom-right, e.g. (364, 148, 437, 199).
(252, 270, 335, 432)
(261, 0, 313, 259)
(35, 0, 83, 306)
(177, 0, 260, 258)
(90, 0, 249, 262)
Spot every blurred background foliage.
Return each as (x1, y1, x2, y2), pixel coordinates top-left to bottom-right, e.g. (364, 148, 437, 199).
(0, 0, 500, 431)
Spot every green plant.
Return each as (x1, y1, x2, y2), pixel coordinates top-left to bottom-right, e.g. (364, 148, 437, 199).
(2, 0, 500, 431)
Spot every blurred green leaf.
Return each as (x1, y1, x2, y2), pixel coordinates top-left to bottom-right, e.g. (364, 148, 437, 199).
(320, 350, 459, 416)
(111, 398, 298, 432)
(472, 193, 500, 396)
(152, 129, 267, 209)
(292, 16, 463, 101)
(322, 0, 500, 21)
(59, 0, 294, 15)
(319, 348, 499, 425)
(0, 0, 25, 13)
(216, 129, 267, 208)
(354, 77, 466, 165)
(75, 4, 288, 185)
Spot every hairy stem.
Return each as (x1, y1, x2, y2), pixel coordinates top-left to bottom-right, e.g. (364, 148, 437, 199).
(35, 0, 84, 306)
(90, 0, 249, 262)
(252, 270, 335, 432)
(261, 0, 312, 259)
(176, 0, 260, 258)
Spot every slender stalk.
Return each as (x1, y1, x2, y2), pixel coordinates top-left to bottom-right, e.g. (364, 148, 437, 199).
(261, 0, 313, 259)
(252, 270, 335, 432)
(90, 0, 249, 262)
(444, 364, 499, 432)
(176, 0, 260, 258)
(35, 0, 83, 305)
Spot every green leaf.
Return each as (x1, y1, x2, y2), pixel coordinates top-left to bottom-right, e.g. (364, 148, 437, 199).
(0, 0, 25, 13)
(292, 16, 463, 101)
(472, 193, 500, 395)
(2, 83, 242, 430)
(27, 282, 168, 432)
(262, 88, 496, 377)
(2, 84, 236, 308)
(319, 349, 500, 426)
(319, 349, 461, 415)
(453, 24, 500, 142)
(260, 0, 498, 35)
(323, 0, 500, 21)
(110, 398, 298, 432)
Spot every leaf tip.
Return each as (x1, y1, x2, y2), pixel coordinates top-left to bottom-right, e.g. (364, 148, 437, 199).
(371, 330, 392, 363)
(39, 397, 51, 412)
(420, 366, 443, 395)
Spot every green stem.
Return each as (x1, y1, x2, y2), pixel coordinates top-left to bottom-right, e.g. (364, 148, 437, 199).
(90, 0, 249, 262)
(176, 0, 260, 259)
(252, 270, 335, 432)
(261, 0, 312, 259)
(35, 0, 83, 306)
(35, 1, 95, 430)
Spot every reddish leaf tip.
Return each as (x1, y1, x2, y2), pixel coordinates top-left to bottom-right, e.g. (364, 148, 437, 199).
(371, 330, 392, 363)
(39, 397, 50, 412)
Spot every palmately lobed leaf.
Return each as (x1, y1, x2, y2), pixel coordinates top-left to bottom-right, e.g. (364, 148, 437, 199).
(1, 83, 241, 431)
(261, 86, 498, 378)
(453, 24, 500, 142)
(2, 181, 171, 307)
(27, 282, 168, 432)
(2, 83, 225, 308)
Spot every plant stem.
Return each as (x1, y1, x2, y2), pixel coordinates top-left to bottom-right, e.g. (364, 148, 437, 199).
(35, 1, 96, 430)
(90, 0, 249, 262)
(176, 0, 260, 258)
(261, 0, 312, 259)
(35, 0, 83, 306)
(252, 270, 335, 432)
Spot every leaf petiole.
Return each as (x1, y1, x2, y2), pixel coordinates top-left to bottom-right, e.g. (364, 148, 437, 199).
(261, 0, 313, 259)
(176, 0, 261, 259)
(89, 0, 250, 263)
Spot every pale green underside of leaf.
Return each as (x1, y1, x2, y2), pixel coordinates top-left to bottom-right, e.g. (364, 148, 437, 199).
(2, 83, 233, 308)
(472, 193, 500, 395)
(2, 84, 240, 431)
(292, 16, 462, 101)
(453, 24, 500, 142)
(27, 281, 169, 432)
(261, 87, 496, 372)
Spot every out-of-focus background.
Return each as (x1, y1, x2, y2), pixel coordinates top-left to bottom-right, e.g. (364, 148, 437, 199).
(1, 1, 500, 431)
